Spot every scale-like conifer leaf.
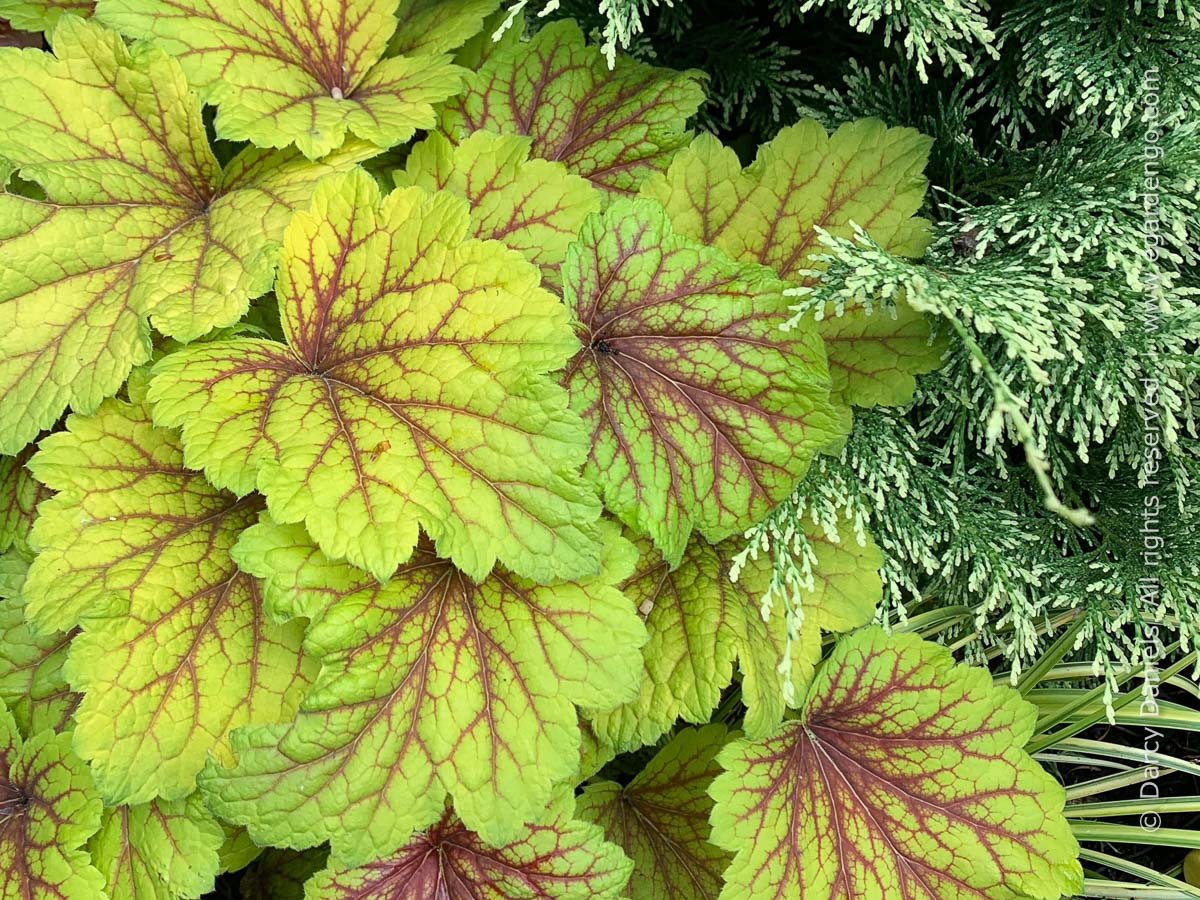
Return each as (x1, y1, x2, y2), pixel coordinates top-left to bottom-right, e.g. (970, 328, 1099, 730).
(0, 18, 372, 454)
(150, 169, 603, 583)
(305, 805, 632, 899)
(200, 517, 645, 865)
(23, 399, 312, 804)
(0, 705, 106, 899)
(709, 629, 1085, 899)
(642, 120, 944, 421)
(442, 19, 705, 194)
(89, 793, 224, 900)
(578, 725, 731, 900)
(560, 197, 837, 566)
(95, 0, 464, 159)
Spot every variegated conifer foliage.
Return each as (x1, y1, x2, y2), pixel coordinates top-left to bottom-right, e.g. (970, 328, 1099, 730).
(0, 5, 1081, 899)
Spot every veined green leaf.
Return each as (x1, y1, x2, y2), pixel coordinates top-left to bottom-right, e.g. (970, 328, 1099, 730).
(395, 131, 602, 288)
(200, 517, 646, 865)
(442, 19, 705, 195)
(89, 793, 224, 900)
(24, 399, 313, 804)
(560, 197, 837, 566)
(304, 805, 632, 899)
(150, 169, 603, 584)
(641, 119, 944, 421)
(0, 557, 77, 738)
(0, 18, 374, 454)
(709, 628, 1084, 899)
(588, 517, 880, 750)
(0, 0, 89, 31)
(578, 724, 732, 900)
(0, 704, 106, 899)
(95, 0, 467, 159)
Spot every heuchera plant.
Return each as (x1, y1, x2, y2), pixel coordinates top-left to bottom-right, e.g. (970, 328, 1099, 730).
(0, 3, 1084, 899)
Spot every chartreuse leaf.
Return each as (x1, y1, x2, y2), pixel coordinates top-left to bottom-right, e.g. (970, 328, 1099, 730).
(240, 847, 328, 900)
(0, 0, 89, 32)
(304, 803, 632, 899)
(388, 0, 500, 57)
(95, 0, 465, 159)
(442, 19, 705, 194)
(89, 792, 224, 900)
(22, 399, 313, 804)
(641, 120, 944, 422)
(709, 628, 1085, 900)
(0, 446, 49, 556)
(0, 556, 77, 738)
(395, 131, 602, 286)
(578, 725, 732, 900)
(200, 516, 645, 865)
(149, 169, 603, 584)
(0, 17, 373, 454)
(589, 516, 880, 750)
(560, 197, 837, 567)
(0, 703, 106, 899)
(215, 825, 263, 877)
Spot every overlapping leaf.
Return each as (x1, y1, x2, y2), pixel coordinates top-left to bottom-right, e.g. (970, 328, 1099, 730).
(241, 847, 328, 900)
(305, 804, 632, 899)
(578, 725, 731, 900)
(709, 628, 1085, 900)
(642, 120, 944, 421)
(0, 558, 77, 738)
(388, 0, 499, 57)
(442, 19, 705, 194)
(0, 704, 105, 899)
(395, 131, 601, 286)
(0, 0, 89, 32)
(0, 446, 49, 555)
(23, 399, 312, 804)
(560, 197, 837, 566)
(589, 517, 881, 749)
(0, 17, 373, 454)
(89, 793, 224, 900)
(201, 517, 646, 864)
(94, 0, 467, 159)
(150, 169, 603, 583)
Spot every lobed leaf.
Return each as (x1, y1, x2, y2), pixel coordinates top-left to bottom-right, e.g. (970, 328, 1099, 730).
(24, 399, 313, 804)
(0, 446, 50, 557)
(0, 705, 106, 899)
(578, 724, 732, 900)
(89, 793, 225, 900)
(150, 169, 603, 583)
(560, 197, 838, 566)
(0, 17, 372, 454)
(200, 517, 646, 865)
(0, 557, 78, 738)
(442, 19, 705, 195)
(388, 0, 499, 57)
(709, 628, 1085, 899)
(240, 847, 328, 900)
(589, 517, 881, 750)
(94, 0, 465, 159)
(395, 130, 602, 288)
(305, 804, 631, 899)
(641, 120, 944, 421)
(0, 0, 89, 32)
